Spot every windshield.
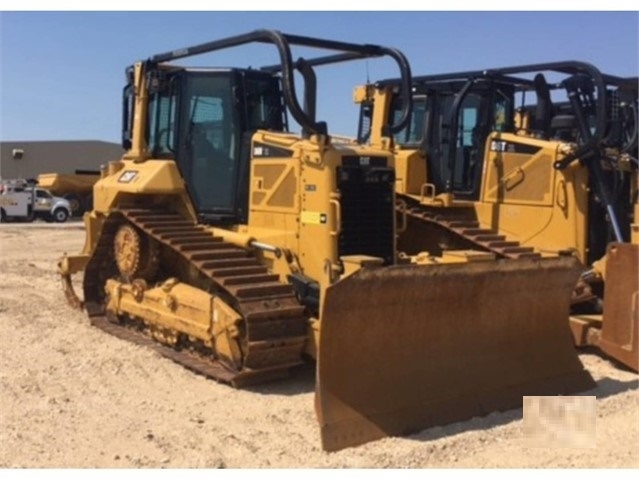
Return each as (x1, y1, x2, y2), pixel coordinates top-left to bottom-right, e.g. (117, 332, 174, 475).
(35, 189, 52, 199)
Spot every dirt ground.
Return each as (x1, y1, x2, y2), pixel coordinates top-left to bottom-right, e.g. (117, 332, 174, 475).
(1, 223, 637, 468)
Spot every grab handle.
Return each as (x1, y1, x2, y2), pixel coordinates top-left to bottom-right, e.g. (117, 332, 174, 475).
(329, 197, 341, 236)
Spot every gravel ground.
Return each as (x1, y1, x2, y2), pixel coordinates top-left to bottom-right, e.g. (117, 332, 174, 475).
(1, 224, 637, 468)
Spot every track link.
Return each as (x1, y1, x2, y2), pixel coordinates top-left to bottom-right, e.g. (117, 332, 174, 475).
(83, 208, 307, 387)
(398, 197, 542, 260)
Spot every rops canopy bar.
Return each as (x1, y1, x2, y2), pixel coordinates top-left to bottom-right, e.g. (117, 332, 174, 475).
(147, 29, 412, 137)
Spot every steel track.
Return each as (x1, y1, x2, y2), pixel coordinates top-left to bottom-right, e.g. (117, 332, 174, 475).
(82, 208, 308, 387)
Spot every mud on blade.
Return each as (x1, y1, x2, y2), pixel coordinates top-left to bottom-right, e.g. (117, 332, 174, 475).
(316, 256, 596, 452)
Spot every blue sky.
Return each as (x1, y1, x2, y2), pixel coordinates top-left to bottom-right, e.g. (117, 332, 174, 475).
(1, 11, 637, 142)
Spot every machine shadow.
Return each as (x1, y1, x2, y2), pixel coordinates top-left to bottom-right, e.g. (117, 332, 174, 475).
(245, 357, 636, 403)
(237, 359, 636, 452)
(246, 363, 316, 396)
(593, 376, 638, 398)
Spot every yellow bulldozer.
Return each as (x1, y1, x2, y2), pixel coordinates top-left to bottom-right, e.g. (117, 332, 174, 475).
(59, 31, 595, 451)
(355, 61, 638, 371)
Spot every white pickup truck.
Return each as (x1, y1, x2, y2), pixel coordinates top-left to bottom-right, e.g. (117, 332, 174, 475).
(0, 181, 72, 223)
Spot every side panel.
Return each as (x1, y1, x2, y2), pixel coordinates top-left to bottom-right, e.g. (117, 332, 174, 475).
(394, 149, 427, 196)
(248, 158, 301, 251)
(245, 133, 340, 290)
(475, 133, 588, 262)
(297, 149, 341, 291)
(93, 159, 192, 214)
(482, 135, 556, 206)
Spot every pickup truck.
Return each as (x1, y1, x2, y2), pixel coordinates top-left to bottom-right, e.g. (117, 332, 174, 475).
(0, 181, 72, 223)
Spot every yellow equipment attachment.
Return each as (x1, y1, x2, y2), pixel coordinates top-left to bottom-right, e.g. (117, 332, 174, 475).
(570, 243, 639, 372)
(355, 62, 638, 372)
(599, 243, 639, 371)
(59, 32, 596, 452)
(317, 256, 593, 451)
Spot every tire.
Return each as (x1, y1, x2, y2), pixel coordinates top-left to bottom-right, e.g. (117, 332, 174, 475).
(53, 208, 69, 223)
(0, 208, 5, 223)
(64, 193, 84, 217)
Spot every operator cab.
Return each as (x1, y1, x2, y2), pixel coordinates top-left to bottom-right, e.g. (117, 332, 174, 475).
(363, 65, 637, 207)
(402, 79, 514, 200)
(359, 79, 515, 200)
(362, 62, 637, 264)
(121, 30, 413, 228)
(123, 67, 287, 224)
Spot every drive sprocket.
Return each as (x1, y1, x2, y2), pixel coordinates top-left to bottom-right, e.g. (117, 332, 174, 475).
(114, 223, 159, 281)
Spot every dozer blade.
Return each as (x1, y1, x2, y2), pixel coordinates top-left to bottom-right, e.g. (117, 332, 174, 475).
(316, 256, 596, 452)
(599, 243, 639, 372)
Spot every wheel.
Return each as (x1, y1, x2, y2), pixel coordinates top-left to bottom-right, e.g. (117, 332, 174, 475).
(0, 208, 5, 223)
(53, 208, 69, 223)
(64, 193, 84, 217)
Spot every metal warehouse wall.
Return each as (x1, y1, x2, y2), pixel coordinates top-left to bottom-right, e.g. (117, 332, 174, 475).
(0, 141, 124, 180)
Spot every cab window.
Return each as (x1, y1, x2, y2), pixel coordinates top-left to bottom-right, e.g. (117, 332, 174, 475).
(35, 189, 52, 199)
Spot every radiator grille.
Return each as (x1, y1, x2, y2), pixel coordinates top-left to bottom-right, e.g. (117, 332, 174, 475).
(336, 165, 395, 265)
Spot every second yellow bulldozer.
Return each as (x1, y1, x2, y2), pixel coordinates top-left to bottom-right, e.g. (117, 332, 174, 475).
(59, 31, 595, 451)
(355, 61, 638, 371)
